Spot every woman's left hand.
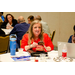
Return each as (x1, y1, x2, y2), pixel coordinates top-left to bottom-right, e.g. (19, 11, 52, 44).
(36, 45, 44, 51)
(44, 45, 51, 52)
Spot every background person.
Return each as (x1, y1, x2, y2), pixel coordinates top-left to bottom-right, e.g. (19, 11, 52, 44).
(21, 20, 54, 53)
(27, 15, 34, 24)
(10, 16, 30, 48)
(1, 14, 17, 29)
(68, 25, 75, 43)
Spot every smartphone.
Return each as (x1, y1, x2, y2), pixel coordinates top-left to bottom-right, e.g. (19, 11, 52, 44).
(38, 41, 44, 46)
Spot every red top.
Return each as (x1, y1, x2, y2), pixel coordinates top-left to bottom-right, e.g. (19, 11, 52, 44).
(21, 33, 54, 52)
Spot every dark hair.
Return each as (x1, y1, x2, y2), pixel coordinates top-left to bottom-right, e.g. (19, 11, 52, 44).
(73, 25, 75, 31)
(5, 14, 14, 22)
(0, 12, 3, 14)
(28, 15, 34, 21)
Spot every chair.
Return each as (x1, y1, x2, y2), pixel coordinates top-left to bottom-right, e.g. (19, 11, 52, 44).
(51, 30, 56, 42)
(20, 40, 21, 48)
(0, 17, 3, 28)
(0, 35, 9, 53)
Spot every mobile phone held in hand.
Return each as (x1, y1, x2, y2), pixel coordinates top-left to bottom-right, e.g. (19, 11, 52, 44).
(38, 41, 44, 46)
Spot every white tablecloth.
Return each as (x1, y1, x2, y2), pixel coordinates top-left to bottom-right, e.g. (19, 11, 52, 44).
(0, 50, 75, 62)
(0, 51, 58, 62)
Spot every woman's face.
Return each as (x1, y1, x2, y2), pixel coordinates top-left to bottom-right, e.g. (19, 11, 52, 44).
(7, 15, 12, 23)
(32, 23, 41, 38)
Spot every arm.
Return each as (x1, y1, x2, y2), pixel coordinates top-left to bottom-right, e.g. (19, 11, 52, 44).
(43, 33, 54, 52)
(10, 26, 16, 34)
(21, 34, 38, 51)
(25, 42, 38, 51)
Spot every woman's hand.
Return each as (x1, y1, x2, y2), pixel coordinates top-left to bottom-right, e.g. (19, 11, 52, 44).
(31, 42, 38, 48)
(44, 45, 51, 52)
(25, 42, 38, 51)
(36, 45, 44, 51)
(6, 25, 12, 29)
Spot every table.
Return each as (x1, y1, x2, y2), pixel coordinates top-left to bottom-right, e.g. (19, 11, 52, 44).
(1, 28, 12, 35)
(0, 50, 75, 62)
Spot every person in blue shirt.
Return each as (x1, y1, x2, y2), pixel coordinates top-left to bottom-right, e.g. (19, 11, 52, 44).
(0, 12, 5, 22)
(68, 25, 75, 43)
(10, 16, 30, 48)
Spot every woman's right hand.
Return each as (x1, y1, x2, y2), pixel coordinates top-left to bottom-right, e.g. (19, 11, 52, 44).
(31, 42, 38, 48)
(25, 42, 38, 51)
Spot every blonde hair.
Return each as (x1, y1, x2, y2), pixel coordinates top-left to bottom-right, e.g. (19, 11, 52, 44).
(28, 20, 43, 45)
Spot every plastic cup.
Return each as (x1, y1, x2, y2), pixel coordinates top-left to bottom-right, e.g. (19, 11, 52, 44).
(18, 48, 23, 54)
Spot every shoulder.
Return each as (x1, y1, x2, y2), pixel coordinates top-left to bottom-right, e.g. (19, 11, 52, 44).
(23, 33, 29, 38)
(24, 22, 30, 26)
(14, 23, 29, 27)
(13, 19, 17, 22)
(13, 23, 19, 28)
(43, 33, 49, 37)
(43, 33, 51, 39)
(12, 19, 17, 23)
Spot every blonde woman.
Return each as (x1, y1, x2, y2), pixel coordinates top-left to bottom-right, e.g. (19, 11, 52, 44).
(21, 20, 54, 52)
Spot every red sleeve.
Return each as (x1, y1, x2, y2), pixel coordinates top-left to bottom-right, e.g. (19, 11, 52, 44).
(21, 34, 28, 51)
(43, 33, 54, 51)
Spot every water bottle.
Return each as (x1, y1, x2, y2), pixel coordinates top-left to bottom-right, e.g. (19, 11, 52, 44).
(62, 44, 67, 58)
(10, 34, 17, 56)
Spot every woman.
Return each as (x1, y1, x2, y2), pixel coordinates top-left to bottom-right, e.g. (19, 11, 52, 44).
(1, 14, 17, 29)
(21, 20, 54, 52)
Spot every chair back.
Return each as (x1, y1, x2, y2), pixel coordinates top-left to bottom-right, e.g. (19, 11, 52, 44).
(0, 22, 3, 28)
(0, 35, 9, 53)
(51, 30, 56, 42)
(20, 40, 21, 48)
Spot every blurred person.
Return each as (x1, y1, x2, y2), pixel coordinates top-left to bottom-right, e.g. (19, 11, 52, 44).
(35, 15, 51, 37)
(0, 12, 5, 22)
(10, 16, 30, 48)
(1, 14, 17, 29)
(68, 25, 75, 43)
(27, 15, 34, 24)
(21, 20, 54, 53)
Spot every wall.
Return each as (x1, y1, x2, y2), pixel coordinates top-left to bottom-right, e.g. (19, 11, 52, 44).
(3, 12, 75, 46)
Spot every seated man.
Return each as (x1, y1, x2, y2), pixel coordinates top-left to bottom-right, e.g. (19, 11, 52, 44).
(10, 16, 30, 48)
(68, 25, 75, 43)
